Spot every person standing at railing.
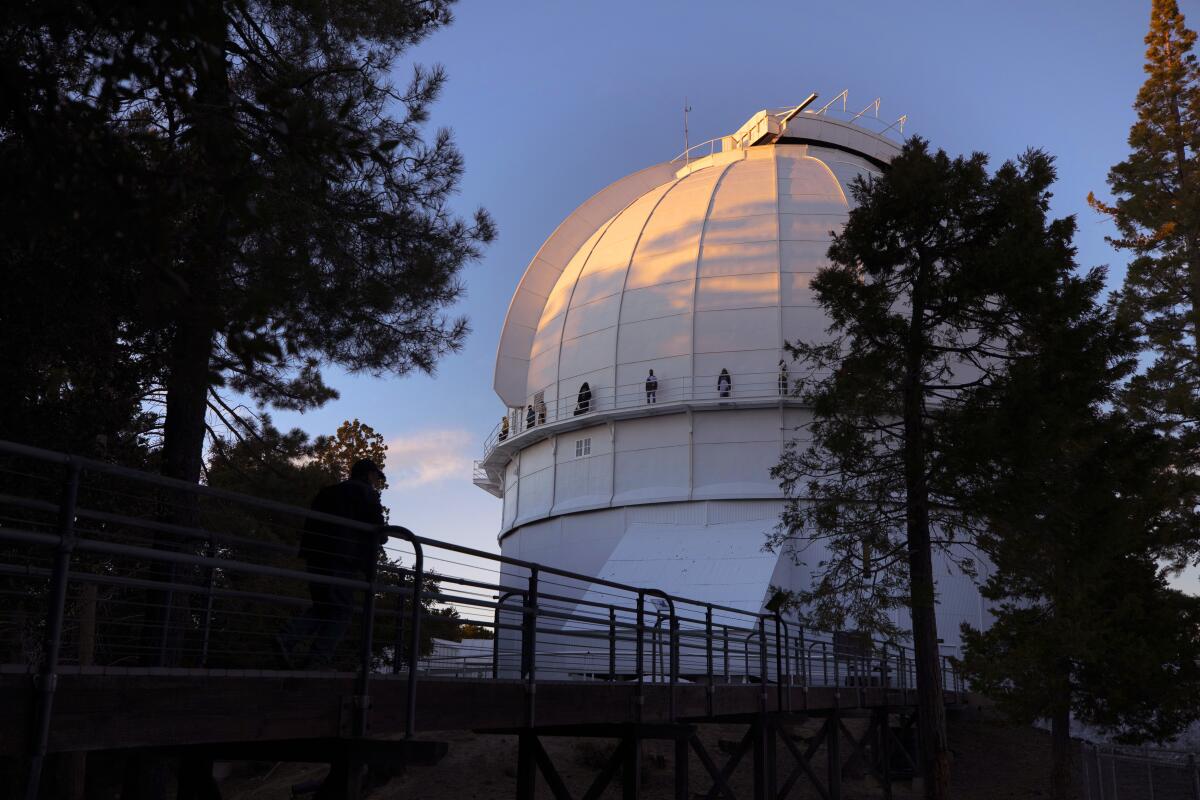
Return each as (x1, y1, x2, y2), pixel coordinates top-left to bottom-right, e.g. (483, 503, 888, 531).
(777, 359, 789, 396)
(574, 381, 592, 415)
(718, 368, 732, 398)
(525, 404, 535, 430)
(498, 415, 509, 442)
(645, 369, 658, 403)
(276, 458, 390, 669)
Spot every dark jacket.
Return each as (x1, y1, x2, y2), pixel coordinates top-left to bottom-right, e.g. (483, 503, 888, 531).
(298, 479, 386, 573)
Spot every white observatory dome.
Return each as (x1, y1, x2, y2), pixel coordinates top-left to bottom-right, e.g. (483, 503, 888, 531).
(477, 108, 990, 650)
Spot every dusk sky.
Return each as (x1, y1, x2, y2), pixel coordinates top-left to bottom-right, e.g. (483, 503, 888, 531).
(261, 0, 1200, 591)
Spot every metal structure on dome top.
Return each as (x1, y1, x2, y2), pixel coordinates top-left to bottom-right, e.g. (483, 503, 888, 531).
(476, 100, 985, 661)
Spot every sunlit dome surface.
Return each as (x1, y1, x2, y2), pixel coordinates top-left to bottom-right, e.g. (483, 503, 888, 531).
(493, 113, 899, 412)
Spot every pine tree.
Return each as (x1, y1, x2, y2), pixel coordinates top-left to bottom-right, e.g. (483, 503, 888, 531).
(948, 267, 1200, 800)
(312, 419, 390, 487)
(1, 1, 495, 485)
(1090, 0, 1200, 445)
(771, 140, 1083, 800)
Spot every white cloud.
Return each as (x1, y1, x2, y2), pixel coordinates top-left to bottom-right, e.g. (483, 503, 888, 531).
(382, 428, 474, 489)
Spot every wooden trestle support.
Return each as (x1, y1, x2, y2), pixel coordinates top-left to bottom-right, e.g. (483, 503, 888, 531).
(505, 707, 921, 800)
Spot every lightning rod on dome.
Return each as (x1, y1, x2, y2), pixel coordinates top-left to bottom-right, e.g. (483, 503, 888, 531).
(683, 97, 692, 167)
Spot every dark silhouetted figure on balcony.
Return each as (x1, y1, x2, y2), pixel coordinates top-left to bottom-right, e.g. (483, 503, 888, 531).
(276, 459, 388, 669)
(778, 360, 789, 396)
(575, 382, 592, 415)
(718, 368, 732, 398)
(645, 369, 658, 404)
(526, 404, 536, 430)
(498, 415, 509, 442)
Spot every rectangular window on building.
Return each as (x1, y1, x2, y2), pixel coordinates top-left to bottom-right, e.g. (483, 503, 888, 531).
(575, 437, 591, 458)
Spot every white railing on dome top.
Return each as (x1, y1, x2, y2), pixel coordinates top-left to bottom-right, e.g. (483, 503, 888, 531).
(480, 369, 815, 462)
(670, 104, 907, 165)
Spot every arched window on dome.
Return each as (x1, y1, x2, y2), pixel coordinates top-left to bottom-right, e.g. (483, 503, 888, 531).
(574, 382, 592, 416)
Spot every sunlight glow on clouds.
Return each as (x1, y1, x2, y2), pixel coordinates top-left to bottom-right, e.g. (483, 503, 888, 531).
(383, 428, 474, 489)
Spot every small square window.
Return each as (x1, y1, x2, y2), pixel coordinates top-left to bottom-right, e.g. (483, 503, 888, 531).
(575, 437, 591, 458)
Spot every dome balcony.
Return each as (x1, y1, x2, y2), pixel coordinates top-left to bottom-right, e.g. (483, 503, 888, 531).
(474, 368, 810, 496)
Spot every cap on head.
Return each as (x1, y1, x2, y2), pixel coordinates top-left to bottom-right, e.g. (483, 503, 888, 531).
(350, 458, 385, 481)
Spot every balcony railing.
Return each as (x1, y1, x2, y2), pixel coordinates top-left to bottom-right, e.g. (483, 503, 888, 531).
(481, 369, 805, 462)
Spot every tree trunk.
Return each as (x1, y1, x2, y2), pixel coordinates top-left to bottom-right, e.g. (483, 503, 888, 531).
(1050, 677, 1072, 800)
(142, 6, 230, 669)
(904, 261, 950, 800)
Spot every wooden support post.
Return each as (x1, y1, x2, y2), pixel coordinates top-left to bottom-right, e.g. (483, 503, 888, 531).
(516, 732, 536, 800)
(753, 719, 767, 800)
(623, 729, 641, 800)
(176, 755, 222, 800)
(880, 707, 893, 800)
(674, 734, 689, 800)
(64, 583, 97, 800)
(766, 716, 778, 800)
(827, 711, 841, 800)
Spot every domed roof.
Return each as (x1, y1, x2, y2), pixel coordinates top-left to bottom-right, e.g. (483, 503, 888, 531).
(494, 112, 900, 411)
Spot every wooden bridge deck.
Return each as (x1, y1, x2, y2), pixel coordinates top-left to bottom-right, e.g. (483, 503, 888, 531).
(0, 666, 951, 756)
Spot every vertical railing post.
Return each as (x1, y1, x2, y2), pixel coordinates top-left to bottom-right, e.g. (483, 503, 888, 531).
(798, 627, 807, 688)
(199, 535, 217, 667)
(403, 537, 423, 738)
(394, 569, 408, 675)
(665, 596, 678, 723)
(608, 605, 617, 679)
(25, 458, 81, 800)
(521, 567, 539, 727)
(757, 617, 769, 713)
(635, 592, 645, 721)
(705, 606, 714, 716)
(774, 614, 787, 712)
(722, 624, 730, 683)
(353, 541, 379, 739)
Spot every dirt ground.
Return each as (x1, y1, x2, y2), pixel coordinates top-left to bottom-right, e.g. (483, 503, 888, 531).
(219, 709, 1083, 800)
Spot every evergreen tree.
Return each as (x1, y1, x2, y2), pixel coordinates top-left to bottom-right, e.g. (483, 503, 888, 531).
(1090, 0, 1200, 450)
(312, 419, 390, 487)
(949, 266, 1200, 800)
(1, 1, 494, 485)
(771, 140, 1082, 800)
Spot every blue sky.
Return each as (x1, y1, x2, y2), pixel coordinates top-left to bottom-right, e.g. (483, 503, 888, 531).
(264, 0, 1200, 591)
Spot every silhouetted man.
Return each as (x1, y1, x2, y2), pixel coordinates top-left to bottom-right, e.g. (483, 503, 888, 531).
(645, 369, 658, 404)
(277, 458, 387, 669)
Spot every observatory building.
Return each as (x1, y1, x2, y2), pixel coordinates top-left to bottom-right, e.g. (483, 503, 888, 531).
(474, 104, 988, 653)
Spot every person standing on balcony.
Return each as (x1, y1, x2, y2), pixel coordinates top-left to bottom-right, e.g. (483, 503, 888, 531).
(498, 415, 509, 442)
(276, 458, 390, 669)
(778, 360, 789, 397)
(574, 382, 592, 415)
(526, 404, 536, 430)
(645, 369, 658, 404)
(718, 368, 732, 398)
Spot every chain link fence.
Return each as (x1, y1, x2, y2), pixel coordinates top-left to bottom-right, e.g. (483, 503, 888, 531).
(1082, 742, 1200, 800)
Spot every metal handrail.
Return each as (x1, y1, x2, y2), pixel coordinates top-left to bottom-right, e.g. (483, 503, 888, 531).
(481, 368, 807, 462)
(0, 438, 961, 798)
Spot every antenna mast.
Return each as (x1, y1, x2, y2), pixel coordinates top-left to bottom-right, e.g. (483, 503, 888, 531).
(683, 98, 692, 166)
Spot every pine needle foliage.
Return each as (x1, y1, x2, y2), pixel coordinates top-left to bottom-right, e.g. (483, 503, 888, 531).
(1091, 0, 1200, 451)
(770, 139, 1085, 800)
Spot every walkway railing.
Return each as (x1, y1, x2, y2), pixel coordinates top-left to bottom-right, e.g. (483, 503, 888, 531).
(0, 439, 960, 791)
(482, 369, 808, 462)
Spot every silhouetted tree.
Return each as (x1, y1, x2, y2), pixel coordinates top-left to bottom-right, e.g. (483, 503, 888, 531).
(945, 260, 1200, 800)
(1, 1, 494, 485)
(1090, 1, 1200, 459)
(771, 140, 1084, 800)
(312, 419, 390, 488)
